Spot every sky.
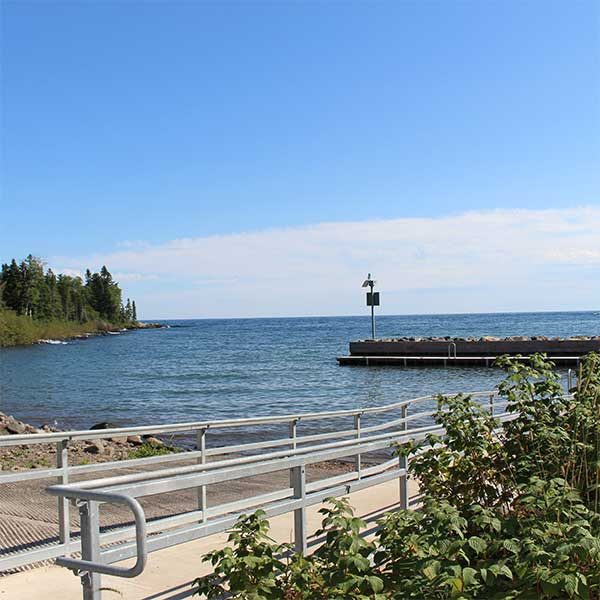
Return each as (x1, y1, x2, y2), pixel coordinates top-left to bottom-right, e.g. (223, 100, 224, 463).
(1, 1, 599, 319)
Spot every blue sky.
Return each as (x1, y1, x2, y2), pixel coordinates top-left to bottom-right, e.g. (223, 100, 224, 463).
(1, 1, 599, 318)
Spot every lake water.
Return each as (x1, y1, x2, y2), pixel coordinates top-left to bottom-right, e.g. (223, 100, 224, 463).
(1, 312, 598, 440)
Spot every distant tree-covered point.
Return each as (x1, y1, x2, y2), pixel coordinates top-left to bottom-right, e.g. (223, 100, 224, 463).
(0, 255, 139, 346)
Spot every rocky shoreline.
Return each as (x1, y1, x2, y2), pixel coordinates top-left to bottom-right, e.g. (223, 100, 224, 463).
(0, 412, 174, 471)
(36, 321, 167, 345)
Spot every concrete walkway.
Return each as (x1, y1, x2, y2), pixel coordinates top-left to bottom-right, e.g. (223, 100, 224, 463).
(0, 478, 418, 600)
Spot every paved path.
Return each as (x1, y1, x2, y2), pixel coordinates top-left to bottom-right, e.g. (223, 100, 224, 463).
(0, 478, 417, 600)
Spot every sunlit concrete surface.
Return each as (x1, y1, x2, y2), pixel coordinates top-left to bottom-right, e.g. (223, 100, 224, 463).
(0, 478, 418, 600)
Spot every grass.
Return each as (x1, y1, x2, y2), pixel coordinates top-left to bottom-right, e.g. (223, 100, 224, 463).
(0, 308, 124, 347)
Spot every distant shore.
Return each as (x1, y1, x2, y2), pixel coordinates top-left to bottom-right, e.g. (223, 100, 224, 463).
(0, 315, 165, 348)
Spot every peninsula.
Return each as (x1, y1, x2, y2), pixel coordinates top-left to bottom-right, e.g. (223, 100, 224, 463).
(0, 254, 145, 347)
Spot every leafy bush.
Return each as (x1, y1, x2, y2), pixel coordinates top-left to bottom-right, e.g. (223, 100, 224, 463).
(193, 353, 600, 599)
(0, 307, 115, 347)
(127, 442, 179, 459)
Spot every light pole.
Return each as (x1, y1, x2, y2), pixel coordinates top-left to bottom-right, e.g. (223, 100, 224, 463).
(362, 273, 379, 340)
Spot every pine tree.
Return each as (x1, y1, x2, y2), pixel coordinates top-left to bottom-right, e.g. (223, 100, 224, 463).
(125, 298, 133, 322)
(1, 256, 138, 327)
(0, 260, 22, 312)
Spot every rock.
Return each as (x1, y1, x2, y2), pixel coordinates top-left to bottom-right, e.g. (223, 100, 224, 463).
(85, 440, 105, 454)
(110, 436, 129, 444)
(90, 422, 119, 431)
(6, 420, 26, 435)
(143, 436, 164, 449)
(127, 435, 143, 446)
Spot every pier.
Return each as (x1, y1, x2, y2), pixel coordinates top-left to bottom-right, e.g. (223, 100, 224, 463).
(337, 336, 600, 367)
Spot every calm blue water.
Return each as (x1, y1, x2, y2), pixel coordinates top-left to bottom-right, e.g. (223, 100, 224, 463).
(1, 312, 598, 437)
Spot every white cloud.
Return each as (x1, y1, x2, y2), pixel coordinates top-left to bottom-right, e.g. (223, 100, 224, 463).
(112, 272, 160, 282)
(52, 207, 600, 318)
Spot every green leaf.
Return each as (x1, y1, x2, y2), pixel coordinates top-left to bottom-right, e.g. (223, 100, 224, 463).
(468, 536, 487, 555)
(368, 576, 384, 592)
(462, 567, 477, 587)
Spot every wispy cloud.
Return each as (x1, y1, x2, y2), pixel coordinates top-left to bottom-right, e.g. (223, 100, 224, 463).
(112, 272, 160, 283)
(52, 207, 600, 318)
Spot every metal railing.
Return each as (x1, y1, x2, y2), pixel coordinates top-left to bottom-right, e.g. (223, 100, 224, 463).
(1, 390, 509, 598)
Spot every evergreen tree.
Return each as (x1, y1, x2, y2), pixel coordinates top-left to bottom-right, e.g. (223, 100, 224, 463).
(1, 260, 22, 312)
(0, 255, 139, 326)
(125, 298, 133, 321)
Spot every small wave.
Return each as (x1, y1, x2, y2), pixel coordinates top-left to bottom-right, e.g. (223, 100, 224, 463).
(39, 339, 68, 345)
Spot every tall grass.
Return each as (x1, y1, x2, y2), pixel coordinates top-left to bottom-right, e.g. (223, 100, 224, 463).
(0, 309, 117, 347)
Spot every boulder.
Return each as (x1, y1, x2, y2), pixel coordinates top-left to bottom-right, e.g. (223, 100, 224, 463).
(84, 440, 105, 454)
(143, 436, 164, 449)
(110, 436, 129, 444)
(127, 435, 143, 446)
(90, 422, 119, 431)
(6, 419, 26, 435)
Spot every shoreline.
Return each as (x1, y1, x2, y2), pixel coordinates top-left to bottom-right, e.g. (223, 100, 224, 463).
(0, 320, 166, 349)
(0, 410, 179, 470)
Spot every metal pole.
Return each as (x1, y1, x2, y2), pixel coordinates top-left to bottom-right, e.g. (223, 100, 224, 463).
(56, 440, 70, 552)
(78, 500, 101, 600)
(290, 465, 307, 554)
(354, 414, 362, 479)
(399, 405, 409, 509)
(370, 282, 375, 339)
(289, 419, 298, 451)
(196, 429, 207, 522)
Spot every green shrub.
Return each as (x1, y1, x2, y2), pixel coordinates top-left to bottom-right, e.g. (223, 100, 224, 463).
(193, 353, 600, 599)
(0, 307, 114, 347)
(127, 442, 179, 459)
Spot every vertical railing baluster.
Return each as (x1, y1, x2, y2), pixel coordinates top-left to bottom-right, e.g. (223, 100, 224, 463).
(56, 439, 70, 552)
(354, 413, 362, 479)
(489, 393, 495, 416)
(79, 499, 101, 600)
(196, 428, 207, 522)
(399, 404, 409, 509)
(289, 419, 298, 450)
(290, 464, 307, 554)
(567, 368, 573, 391)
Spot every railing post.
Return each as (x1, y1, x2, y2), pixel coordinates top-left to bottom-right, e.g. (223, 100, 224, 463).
(399, 405, 409, 509)
(56, 439, 70, 552)
(290, 465, 307, 554)
(289, 419, 298, 450)
(354, 413, 362, 479)
(78, 499, 101, 600)
(489, 393, 495, 416)
(567, 368, 573, 391)
(196, 428, 207, 522)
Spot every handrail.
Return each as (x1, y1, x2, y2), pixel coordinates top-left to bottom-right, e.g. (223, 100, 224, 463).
(0, 389, 510, 580)
(45, 410, 519, 600)
(50, 489, 147, 579)
(0, 390, 498, 447)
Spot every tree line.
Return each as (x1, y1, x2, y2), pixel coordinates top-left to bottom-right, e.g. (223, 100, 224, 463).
(0, 255, 137, 324)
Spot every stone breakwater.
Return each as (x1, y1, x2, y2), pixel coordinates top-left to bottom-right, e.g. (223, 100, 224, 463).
(340, 336, 600, 366)
(355, 336, 600, 343)
(0, 412, 171, 471)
